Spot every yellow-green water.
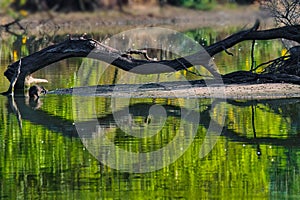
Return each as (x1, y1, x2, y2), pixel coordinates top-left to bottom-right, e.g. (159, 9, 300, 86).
(1, 27, 299, 199)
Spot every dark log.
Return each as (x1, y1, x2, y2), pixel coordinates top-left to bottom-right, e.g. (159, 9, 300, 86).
(222, 71, 300, 84)
(1, 60, 22, 96)
(4, 38, 216, 90)
(4, 20, 300, 91)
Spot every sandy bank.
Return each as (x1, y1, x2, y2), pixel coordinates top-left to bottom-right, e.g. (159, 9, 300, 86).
(51, 83, 300, 100)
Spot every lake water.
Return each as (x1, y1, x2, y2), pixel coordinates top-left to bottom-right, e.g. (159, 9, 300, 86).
(1, 25, 300, 199)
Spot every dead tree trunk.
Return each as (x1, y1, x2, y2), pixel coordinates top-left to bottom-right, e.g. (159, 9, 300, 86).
(3, 20, 300, 92)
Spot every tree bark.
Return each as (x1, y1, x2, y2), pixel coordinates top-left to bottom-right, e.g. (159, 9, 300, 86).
(4, 20, 300, 91)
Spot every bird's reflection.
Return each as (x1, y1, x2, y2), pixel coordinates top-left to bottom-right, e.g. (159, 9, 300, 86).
(28, 85, 47, 110)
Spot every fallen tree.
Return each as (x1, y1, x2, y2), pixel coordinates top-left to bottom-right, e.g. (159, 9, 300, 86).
(2, 20, 300, 93)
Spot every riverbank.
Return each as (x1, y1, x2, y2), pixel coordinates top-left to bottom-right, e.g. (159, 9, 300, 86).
(50, 83, 300, 100)
(1, 4, 271, 36)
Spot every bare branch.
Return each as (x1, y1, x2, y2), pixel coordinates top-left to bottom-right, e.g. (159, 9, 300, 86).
(3, 21, 300, 91)
(0, 18, 26, 35)
(261, 0, 300, 26)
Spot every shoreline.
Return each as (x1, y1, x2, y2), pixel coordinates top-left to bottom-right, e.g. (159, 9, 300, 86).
(1, 4, 272, 36)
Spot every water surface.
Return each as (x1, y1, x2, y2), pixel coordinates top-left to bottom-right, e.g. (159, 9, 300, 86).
(1, 26, 300, 199)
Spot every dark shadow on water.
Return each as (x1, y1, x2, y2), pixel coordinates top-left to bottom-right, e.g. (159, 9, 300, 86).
(11, 96, 78, 137)
(7, 95, 300, 148)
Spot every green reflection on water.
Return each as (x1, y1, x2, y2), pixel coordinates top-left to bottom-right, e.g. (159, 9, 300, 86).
(1, 95, 300, 199)
(0, 28, 300, 199)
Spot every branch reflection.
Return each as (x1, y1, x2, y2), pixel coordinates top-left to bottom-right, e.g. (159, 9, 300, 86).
(8, 96, 300, 148)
